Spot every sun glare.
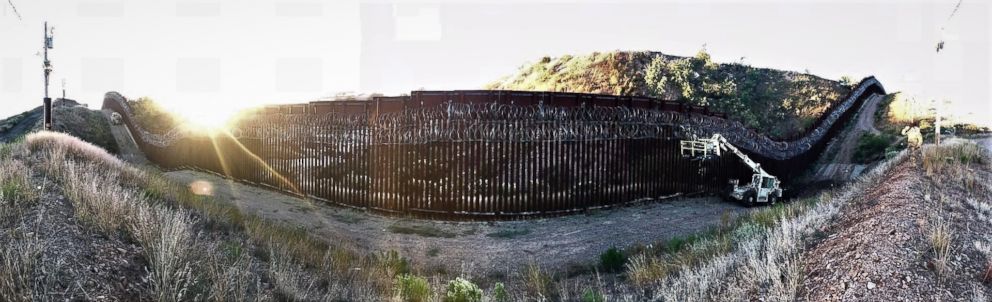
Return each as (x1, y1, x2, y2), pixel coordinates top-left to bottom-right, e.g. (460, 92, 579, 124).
(166, 101, 243, 132)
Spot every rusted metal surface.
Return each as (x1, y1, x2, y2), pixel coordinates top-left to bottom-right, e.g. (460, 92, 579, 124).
(103, 77, 884, 220)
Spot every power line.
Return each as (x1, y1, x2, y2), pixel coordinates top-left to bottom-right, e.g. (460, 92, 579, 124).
(6, 0, 21, 20)
(936, 0, 964, 53)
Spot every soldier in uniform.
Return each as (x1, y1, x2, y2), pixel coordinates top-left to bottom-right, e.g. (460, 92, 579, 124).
(902, 125, 923, 149)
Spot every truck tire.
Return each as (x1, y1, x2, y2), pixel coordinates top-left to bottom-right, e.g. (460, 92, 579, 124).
(723, 184, 735, 202)
(746, 191, 757, 207)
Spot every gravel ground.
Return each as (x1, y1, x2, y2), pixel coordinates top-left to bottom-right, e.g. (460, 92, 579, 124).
(165, 169, 750, 274)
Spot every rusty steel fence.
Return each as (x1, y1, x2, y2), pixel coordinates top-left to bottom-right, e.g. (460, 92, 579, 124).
(103, 77, 884, 219)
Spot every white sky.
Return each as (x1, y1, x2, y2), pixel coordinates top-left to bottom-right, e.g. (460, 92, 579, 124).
(0, 0, 989, 126)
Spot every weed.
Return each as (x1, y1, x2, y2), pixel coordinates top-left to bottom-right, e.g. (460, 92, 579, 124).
(599, 246, 626, 273)
(524, 263, 551, 298)
(490, 282, 508, 302)
(269, 243, 319, 301)
(625, 253, 667, 287)
(443, 277, 482, 302)
(395, 274, 431, 302)
(131, 205, 199, 301)
(205, 243, 260, 302)
(928, 215, 953, 278)
(581, 287, 605, 302)
(0, 235, 45, 301)
(381, 250, 411, 277)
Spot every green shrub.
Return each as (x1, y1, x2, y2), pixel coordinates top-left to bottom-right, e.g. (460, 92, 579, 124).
(853, 133, 894, 164)
(581, 288, 605, 302)
(395, 274, 431, 302)
(443, 277, 482, 302)
(491, 282, 508, 302)
(599, 246, 627, 273)
(382, 250, 410, 276)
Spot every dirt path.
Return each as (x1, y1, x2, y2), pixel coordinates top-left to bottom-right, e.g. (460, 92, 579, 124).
(800, 158, 935, 301)
(813, 93, 884, 181)
(165, 169, 748, 274)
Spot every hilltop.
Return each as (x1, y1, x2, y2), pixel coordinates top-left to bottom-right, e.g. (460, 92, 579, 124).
(487, 50, 852, 139)
(0, 100, 118, 154)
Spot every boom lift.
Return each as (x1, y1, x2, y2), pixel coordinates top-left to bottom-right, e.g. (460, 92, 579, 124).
(680, 134, 783, 206)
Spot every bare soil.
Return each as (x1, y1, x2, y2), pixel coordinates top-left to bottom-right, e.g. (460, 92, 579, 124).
(164, 169, 749, 275)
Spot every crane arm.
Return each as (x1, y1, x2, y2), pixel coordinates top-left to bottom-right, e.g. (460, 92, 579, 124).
(709, 134, 773, 178)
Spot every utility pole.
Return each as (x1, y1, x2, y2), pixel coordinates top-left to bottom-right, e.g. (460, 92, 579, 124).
(43, 22, 53, 130)
(935, 100, 942, 146)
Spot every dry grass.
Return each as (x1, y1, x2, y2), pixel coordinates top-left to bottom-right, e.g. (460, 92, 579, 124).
(131, 205, 198, 301)
(927, 214, 954, 279)
(27, 132, 200, 301)
(922, 141, 985, 179)
(268, 243, 319, 301)
(0, 143, 46, 302)
(636, 149, 911, 301)
(0, 159, 37, 226)
(523, 263, 553, 299)
(0, 235, 45, 302)
(204, 241, 263, 301)
(920, 141, 991, 284)
(625, 253, 667, 287)
(20, 131, 409, 300)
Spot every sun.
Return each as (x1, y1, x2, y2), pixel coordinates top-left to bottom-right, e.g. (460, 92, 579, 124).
(166, 102, 242, 132)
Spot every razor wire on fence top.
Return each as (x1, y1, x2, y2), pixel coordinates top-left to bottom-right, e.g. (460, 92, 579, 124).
(103, 77, 884, 219)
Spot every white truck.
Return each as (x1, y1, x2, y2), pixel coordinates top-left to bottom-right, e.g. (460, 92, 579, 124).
(680, 134, 783, 206)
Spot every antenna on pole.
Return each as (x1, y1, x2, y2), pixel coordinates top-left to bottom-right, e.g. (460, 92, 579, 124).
(62, 78, 66, 99)
(43, 22, 54, 130)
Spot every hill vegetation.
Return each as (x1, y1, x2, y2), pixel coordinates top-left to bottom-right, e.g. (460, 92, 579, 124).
(487, 50, 852, 139)
(126, 97, 182, 134)
(0, 100, 118, 154)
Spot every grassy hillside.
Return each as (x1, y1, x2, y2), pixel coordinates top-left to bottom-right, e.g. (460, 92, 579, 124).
(487, 50, 852, 139)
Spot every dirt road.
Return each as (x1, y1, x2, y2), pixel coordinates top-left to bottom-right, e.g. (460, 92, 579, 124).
(813, 93, 884, 181)
(165, 169, 748, 274)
